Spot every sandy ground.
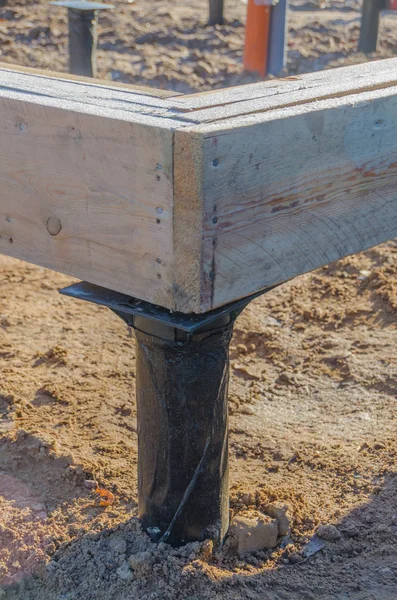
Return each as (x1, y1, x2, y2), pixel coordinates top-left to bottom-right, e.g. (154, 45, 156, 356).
(1, 0, 397, 598)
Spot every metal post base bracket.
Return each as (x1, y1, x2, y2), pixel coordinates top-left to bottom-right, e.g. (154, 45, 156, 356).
(60, 282, 273, 546)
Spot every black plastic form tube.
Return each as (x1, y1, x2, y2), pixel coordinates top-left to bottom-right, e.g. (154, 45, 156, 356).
(134, 320, 233, 546)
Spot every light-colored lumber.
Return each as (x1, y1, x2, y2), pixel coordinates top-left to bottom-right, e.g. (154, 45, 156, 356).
(186, 85, 397, 310)
(0, 65, 193, 310)
(0, 61, 182, 98)
(169, 57, 397, 114)
(1, 60, 397, 313)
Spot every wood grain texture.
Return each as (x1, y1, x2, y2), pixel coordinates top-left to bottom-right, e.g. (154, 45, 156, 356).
(198, 87, 397, 309)
(0, 96, 176, 309)
(0, 65, 188, 129)
(0, 61, 182, 98)
(2, 60, 397, 313)
(173, 132, 206, 313)
(169, 57, 397, 117)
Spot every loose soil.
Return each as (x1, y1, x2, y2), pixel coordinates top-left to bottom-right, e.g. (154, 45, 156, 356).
(0, 1, 397, 599)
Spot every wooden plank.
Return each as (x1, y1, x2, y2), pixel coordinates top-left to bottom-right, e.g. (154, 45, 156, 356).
(173, 132, 206, 313)
(0, 61, 182, 98)
(0, 66, 184, 121)
(2, 60, 397, 314)
(171, 59, 397, 123)
(168, 57, 397, 112)
(192, 86, 397, 310)
(0, 89, 177, 309)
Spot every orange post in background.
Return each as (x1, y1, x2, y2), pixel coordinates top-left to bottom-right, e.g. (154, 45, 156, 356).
(243, 0, 272, 78)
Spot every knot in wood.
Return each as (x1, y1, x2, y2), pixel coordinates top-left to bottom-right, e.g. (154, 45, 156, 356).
(46, 217, 62, 236)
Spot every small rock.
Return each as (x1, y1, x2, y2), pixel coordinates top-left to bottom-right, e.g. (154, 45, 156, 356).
(241, 493, 254, 506)
(289, 552, 303, 564)
(358, 269, 371, 280)
(379, 567, 392, 577)
(237, 344, 248, 354)
(29, 25, 50, 40)
(194, 60, 213, 78)
(109, 537, 127, 555)
(0, 419, 14, 432)
(129, 551, 154, 576)
(341, 525, 359, 538)
(225, 510, 279, 555)
(373, 442, 386, 450)
(317, 524, 341, 542)
(2, 9, 19, 20)
(30, 502, 46, 512)
(84, 479, 98, 489)
(276, 373, 295, 386)
(116, 561, 133, 581)
(263, 502, 290, 536)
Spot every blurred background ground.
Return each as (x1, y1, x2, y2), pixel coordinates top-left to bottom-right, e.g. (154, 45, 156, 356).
(0, 1, 397, 599)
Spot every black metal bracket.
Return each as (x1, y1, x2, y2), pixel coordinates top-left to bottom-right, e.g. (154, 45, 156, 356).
(60, 281, 275, 337)
(60, 281, 277, 546)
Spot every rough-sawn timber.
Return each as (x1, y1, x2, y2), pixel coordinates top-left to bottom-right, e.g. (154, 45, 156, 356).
(0, 59, 397, 312)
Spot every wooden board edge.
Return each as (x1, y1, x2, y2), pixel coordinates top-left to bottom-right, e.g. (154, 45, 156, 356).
(173, 131, 210, 313)
(0, 60, 182, 98)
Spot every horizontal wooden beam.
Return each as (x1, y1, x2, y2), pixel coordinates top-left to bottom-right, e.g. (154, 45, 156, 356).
(1, 60, 397, 313)
(0, 63, 188, 310)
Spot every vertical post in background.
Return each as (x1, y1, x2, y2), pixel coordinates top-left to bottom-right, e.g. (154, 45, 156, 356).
(68, 7, 98, 77)
(50, 1, 114, 78)
(209, 0, 224, 25)
(243, 0, 272, 78)
(359, 0, 386, 53)
(268, 0, 288, 76)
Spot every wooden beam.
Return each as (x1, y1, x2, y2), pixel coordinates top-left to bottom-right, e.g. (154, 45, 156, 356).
(171, 59, 397, 311)
(0, 61, 182, 98)
(192, 88, 397, 309)
(1, 60, 397, 313)
(0, 64, 191, 311)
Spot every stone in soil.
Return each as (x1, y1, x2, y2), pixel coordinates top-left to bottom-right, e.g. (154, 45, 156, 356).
(263, 502, 290, 536)
(225, 510, 279, 555)
(316, 524, 342, 542)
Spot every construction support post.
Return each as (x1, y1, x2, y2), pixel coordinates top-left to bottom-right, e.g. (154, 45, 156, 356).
(50, 1, 114, 77)
(359, 0, 386, 54)
(243, 0, 272, 77)
(209, 0, 224, 25)
(268, 0, 288, 76)
(60, 282, 271, 546)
